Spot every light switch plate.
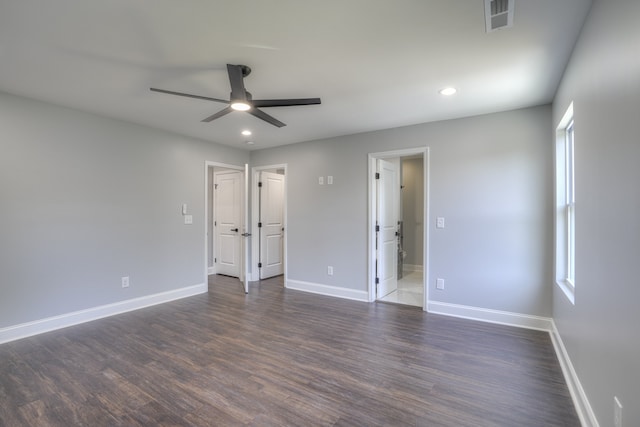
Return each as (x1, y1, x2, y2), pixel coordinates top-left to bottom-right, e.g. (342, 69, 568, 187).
(184, 215, 193, 225)
(319, 176, 324, 185)
(327, 175, 333, 185)
(436, 217, 445, 229)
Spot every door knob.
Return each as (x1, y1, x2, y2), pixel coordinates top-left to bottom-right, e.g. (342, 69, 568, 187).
(231, 228, 239, 232)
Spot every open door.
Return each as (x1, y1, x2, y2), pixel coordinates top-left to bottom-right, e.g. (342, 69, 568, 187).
(214, 170, 242, 278)
(259, 171, 285, 279)
(206, 161, 249, 294)
(368, 149, 429, 309)
(376, 158, 399, 299)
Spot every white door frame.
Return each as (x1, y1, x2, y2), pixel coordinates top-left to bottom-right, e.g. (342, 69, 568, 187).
(367, 147, 430, 310)
(204, 161, 248, 288)
(213, 169, 243, 278)
(251, 164, 287, 283)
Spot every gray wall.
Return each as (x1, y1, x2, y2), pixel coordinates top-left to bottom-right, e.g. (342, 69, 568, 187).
(552, 0, 640, 424)
(401, 157, 424, 268)
(251, 105, 553, 316)
(0, 91, 248, 328)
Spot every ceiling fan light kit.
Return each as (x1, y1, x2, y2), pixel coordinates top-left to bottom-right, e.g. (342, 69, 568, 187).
(231, 102, 251, 111)
(150, 64, 321, 128)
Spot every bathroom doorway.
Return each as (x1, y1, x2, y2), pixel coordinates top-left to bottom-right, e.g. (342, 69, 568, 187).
(368, 148, 429, 308)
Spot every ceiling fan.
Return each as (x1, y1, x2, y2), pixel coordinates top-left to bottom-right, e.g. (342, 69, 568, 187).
(150, 64, 321, 128)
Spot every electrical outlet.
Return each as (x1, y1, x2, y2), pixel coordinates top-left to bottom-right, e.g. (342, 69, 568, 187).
(327, 266, 333, 276)
(318, 176, 324, 185)
(327, 175, 333, 185)
(184, 215, 193, 225)
(121, 276, 130, 288)
(436, 278, 445, 290)
(614, 396, 623, 427)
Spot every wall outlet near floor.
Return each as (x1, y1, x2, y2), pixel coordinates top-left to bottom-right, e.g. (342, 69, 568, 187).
(121, 276, 130, 288)
(614, 396, 623, 427)
(436, 278, 445, 290)
(327, 266, 333, 276)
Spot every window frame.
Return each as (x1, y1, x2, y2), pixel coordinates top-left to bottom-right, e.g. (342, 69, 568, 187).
(555, 103, 575, 304)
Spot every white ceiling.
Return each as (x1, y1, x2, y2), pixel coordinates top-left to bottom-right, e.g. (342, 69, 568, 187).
(0, 0, 592, 150)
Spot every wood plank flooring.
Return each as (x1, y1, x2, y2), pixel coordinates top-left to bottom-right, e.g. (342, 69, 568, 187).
(0, 275, 580, 426)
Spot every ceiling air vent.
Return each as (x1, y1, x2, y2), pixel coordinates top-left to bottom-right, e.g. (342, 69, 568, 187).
(484, 0, 514, 32)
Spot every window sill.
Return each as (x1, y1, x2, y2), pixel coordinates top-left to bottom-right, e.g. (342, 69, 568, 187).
(556, 280, 575, 305)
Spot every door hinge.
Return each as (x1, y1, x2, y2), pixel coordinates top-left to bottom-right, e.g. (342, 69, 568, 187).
(258, 181, 263, 187)
(375, 172, 380, 179)
(214, 221, 217, 226)
(214, 184, 218, 190)
(214, 258, 217, 263)
(375, 224, 380, 232)
(258, 222, 262, 228)
(375, 277, 379, 284)
(258, 262, 262, 268)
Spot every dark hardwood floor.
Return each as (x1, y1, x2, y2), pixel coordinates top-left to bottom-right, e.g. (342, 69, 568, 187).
(0, 275, 580, 426)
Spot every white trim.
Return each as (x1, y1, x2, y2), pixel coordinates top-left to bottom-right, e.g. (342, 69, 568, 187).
(549, 320, 599, 427)
(251, 164, 288, 283)
(556, 279, 576, 305)
(0, 283, 207, 344)
(427, 301, 553, 331)
(554, 102, 576, 305)
(204, 161, 246, 285)
(367, 147, 430, 307)
(286, 279, 368, 302)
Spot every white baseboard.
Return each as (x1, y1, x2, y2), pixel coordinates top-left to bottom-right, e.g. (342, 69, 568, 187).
(427, 300, 553, 331)
(550, 320, 599, 427)
(207, 266, 215, 275)
(286, 279, 368, 302)
(0, 283, 207, 344)
(428, 301, 596, 425)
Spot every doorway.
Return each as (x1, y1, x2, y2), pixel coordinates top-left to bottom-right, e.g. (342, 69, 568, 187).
(205, 162, 249, 293)
(251, 165, 287, 282)
(368, 148, 429, 309)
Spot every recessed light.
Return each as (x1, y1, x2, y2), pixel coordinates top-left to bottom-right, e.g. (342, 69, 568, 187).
(439, 87, 457, 96)
(241, 130, 252, 136)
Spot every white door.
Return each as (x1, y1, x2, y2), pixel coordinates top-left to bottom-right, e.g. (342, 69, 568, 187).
(242, 164, 250, 293)
(214, 170, 242, 277)
(259, 171, 285, 279)
(377, 159, 399, 298)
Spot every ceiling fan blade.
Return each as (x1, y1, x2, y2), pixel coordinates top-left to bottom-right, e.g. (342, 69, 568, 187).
(248, 108, 286, 128)
(150, 87, 228, 104)
(252, 98, 321, 108)
(227, 64, 248, 101)
(202, 106, 233, 123)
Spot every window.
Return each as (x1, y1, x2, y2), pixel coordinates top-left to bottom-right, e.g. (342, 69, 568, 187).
(555, 103, 575, 303)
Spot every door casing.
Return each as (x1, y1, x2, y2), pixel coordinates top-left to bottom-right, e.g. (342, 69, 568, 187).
(259, 170, 285, 279)
(251, 164, 287, 282)
(367, 148, 430, 309)
(204, 161, 249, 288)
